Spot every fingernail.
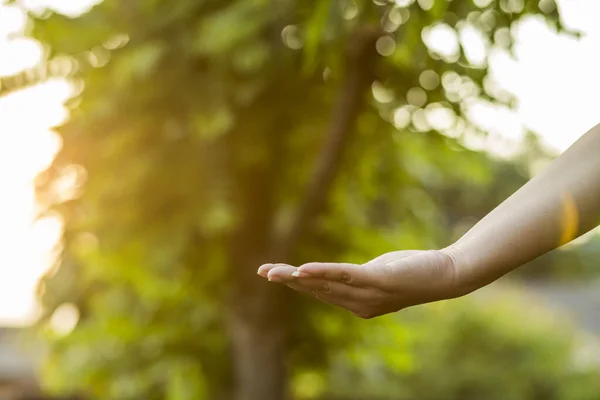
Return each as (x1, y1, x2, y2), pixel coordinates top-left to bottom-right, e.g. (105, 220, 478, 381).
(292, 271, 310, 278)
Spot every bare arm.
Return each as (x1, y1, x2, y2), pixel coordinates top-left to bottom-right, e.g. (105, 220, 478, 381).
(444, 123, 600, 295)
(258, 124, 600, 318)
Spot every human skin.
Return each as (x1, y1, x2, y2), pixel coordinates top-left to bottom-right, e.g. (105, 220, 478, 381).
(257, 123, 600, 319)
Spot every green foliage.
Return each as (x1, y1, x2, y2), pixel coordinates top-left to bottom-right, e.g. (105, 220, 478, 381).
(519, 232, 600, 280)
(7, 0, 591, 399)
(318, 288, 600, 400)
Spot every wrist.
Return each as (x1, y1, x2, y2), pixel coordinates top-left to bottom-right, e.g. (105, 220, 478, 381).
(439, 244, 479, 298)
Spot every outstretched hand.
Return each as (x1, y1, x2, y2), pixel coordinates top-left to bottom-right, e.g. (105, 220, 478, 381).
(257, 249, 459, 319)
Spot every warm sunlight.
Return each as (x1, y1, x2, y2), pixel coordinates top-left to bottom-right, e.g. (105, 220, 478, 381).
(0, 2, 74, 325)
(0, 0, 599, 325)
(0, 82, 68, 325)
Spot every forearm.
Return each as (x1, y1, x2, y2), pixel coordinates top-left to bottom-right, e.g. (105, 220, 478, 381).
(444, 123, 600, 294)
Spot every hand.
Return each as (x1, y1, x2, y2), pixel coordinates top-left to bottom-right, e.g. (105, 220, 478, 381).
(257, 249, 459, 319)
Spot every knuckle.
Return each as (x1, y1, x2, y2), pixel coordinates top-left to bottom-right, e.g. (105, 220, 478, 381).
(320, 282, 331, 294)
(340, 271, 352, 284)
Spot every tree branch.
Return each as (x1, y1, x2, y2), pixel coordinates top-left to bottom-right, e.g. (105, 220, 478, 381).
(272, 27, 381, 261)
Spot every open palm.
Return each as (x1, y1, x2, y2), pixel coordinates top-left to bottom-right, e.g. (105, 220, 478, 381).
(257, 249, 458, 319)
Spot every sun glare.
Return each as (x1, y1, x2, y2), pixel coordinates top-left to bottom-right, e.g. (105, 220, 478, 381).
(0, 82, 67, 325)
(0, 3, 72, 325)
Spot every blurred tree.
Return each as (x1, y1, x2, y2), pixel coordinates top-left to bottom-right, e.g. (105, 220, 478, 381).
(0, 0, 585, 399)
(320, 289, 600, 400)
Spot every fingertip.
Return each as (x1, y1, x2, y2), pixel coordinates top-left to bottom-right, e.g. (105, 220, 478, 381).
(257, 264, 273, 277)
(301, 261, 330, 268)
(297, 263, 321, 275)
(267, 265, 294, 281)
(259, 262, 288, 273)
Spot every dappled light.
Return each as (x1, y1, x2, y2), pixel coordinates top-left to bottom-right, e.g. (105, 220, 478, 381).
(0, 0, 600, 399)
(0, 38, 43, 77)
(49, 303, 79, 337)
(418, 69, 439, 90)
(281, 25, 303, 50)
(423, 23, 460, 61)
(375, 35, 396, 56)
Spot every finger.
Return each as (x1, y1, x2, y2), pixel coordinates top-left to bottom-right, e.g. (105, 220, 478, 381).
(296, 263, 371, 286)
(285, 282, 361, 311)
(284, 278, 372, 301)
(257, 263, 292, 278)
(269, 269, 372, 301)
(284, 281, 318, 296)
(268, 268, 374, 304)
(266, 265, 298, 282)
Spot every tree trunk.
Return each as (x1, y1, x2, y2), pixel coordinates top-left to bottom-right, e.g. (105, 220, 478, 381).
(228, 282, 289, 400)
(226, 84, 290, 400)
(228, 27, 380, 400)
(273, 28, 382, 259)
